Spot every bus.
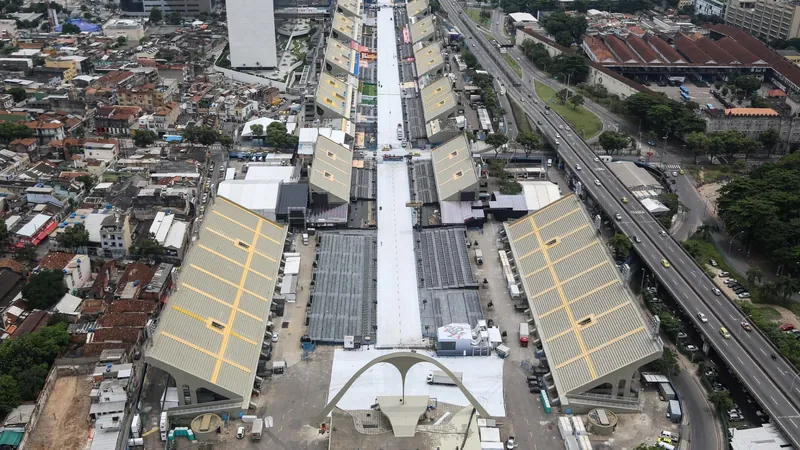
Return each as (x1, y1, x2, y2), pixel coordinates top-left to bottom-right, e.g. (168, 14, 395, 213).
(680, 91, 691, 102)
(679, 85, 689, 94)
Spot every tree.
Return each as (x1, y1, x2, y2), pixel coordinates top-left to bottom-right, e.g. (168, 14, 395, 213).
(515, 131, 540, 157)
(72, 126, 85, 139)
(133, 129, 158, 147)
(0, 219, 7, 244)
(0, 375, 20, 416)
(22, 270, 67, 309)
(0, 122, 33, 144)
(721, 86, 729, 97)
(61, 22, 81, 34)
(569, 93, 584, 109)
(686, 131, 710, 164)
(166, 11, 182, 25)
(747, 267, 764, 285)
(555, 88, 570, 104)
(15, 244, 36, 261)
(608, 233, 632, 260)
(249, 123, 264, 145)
(83, 11, 92, 19)
(57, 223, 90, 251)
(486, 133, 509, 156)
(709, 390, 734, 412)
(149, 6, 162, 23)
(651, 347, 680, 375)
(6, 87, 26, 103)
(732, 75, 761, 96)
(116, 36, 127, 47)
(130, 233, 164, 258)
(264, 122, 298, 150)
(461, 50, 478, 68)
(540, 12, 587, 47)
(219, 133, 233, 150)
(758, 128, 781, 155)
(598, 131, 629, 155)
(75, 174, 95, 191)
(633, 445, 663, 450)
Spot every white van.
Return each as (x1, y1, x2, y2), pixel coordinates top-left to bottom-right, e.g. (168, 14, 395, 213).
(547, 159, 553, 167)
(302, 233, 309, 246)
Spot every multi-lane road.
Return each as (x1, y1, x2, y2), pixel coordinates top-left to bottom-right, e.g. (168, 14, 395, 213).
(439, 1, 800, 446)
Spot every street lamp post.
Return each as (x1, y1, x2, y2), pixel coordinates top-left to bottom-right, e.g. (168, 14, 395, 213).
(729, 230, 745, 254)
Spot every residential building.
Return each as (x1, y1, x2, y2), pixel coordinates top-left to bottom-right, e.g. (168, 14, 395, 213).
(695, 0, 726, 16)
(133, 101, 179, 135)
(0, 19, 18, 45)
(94, 105, 141, 136)
(226, 0, 277, 68)
(25, 120, 65, 145)
(724, 0, 800, 41)
(148, 212, 189, 261)
(0, 149, 29, 177)
(102, 19, 145, 41)
(84, 139, 118, 161)
(9, 138, 38, 161)
(43, 58, 78, 81)
(37, 252, 92, 292)
(117, 80, 178, 112)
(138, 0, 215, 15)
(778, 49, 800, 65)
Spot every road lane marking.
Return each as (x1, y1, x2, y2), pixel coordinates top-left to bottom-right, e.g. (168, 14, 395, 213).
(753, 375, 761, 385)
(737, 357, 744, 364)
(760, 348, 768, 356)
(772, 396, 779, 405)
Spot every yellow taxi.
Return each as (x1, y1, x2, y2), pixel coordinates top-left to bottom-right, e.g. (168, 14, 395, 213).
(660, 259, 670, 268)
(720, 327, 731, 339)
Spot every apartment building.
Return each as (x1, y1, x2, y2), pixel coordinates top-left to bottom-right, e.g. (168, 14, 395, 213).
(117, 80, 178, 112)
(724, 0, 800, 41)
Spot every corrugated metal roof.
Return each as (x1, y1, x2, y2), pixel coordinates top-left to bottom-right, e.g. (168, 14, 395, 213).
(414, 42, 444, 78)
(325, 39, 356, 75)
(407, 0, 428, 18)
(606, 161, 662, 190)
(146, 196, 287, 408)
(332, 11, 360, 43)
(316, 72, 354, 119)
(309, 135, 353, 203)
(410, 15, 435, 43)
(275, 182, 309, 215)
(605, 35, 640, 63)
(715, 36, 763, 65)
(693, 37, 736, 64)
(646, 35, 686, 63)
(626, 35, 661, 63)
(503, 195, 660, 395)
(675, 35, 713, 64)
(421, 76, 457, 123)
(431, 134, 478, 201)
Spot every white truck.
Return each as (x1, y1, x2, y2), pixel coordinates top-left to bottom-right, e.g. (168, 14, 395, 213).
(426, 370, 462, 386)
(475, 249, 483, 265)
(250, 419, 263, 440)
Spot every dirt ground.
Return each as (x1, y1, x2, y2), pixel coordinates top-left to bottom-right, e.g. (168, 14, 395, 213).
(697, 182, 722, 217)
(26, 376, 93, 450)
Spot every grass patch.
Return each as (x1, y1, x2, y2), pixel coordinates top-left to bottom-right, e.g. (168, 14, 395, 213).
(465, 8, 491, 27)
(503, 53, 522, 77)
(755, 306, 782, 321)
(508, 98, 533, 134)
(534, 81, 602, 138)
(361, 83, 377, 96)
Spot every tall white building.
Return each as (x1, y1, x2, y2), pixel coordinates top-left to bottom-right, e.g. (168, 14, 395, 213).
(227, 0, 278, 68)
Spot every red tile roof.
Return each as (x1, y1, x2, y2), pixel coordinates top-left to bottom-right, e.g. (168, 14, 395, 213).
(584, 36, 617, 63)
(647, 35, 686, 63)
(708, 24, 800, 88)
(715, 37, 761, 65)
(38, 252, 76, 271)
(693, 37, 735, 64)
(97, 312, 148, 328)
(80, 299, 106, 315)
(605, 35, 641, 63)
(10, 310, 51, 339)
(108, 299, 158, 314)
(0, 259, 26, 274)
(92, 327, 140, 344)
(83, 341, 128, 356)
(675, 35, 713, 64)
(627, 34, 661, 63)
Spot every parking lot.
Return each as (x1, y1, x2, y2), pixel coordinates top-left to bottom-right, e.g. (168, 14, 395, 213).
(648, 83, 721, 108)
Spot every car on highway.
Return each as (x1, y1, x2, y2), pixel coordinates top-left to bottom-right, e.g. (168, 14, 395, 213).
(677, 332, 687, 340)
(558, 125, 563, 130)
(680, 169, 685, 175)
(575, 164, 581, 170)
(741, 321, 753, 332)
(556, 133, 561, 138)
(593, 157, 600, 162)
(659, 230, 667, 237)
(594, 179, 601, 186)
(472, 44, 476, 47)
(672, 171, 678, 177)
(660, 259, 670, 268)
(720, 327, 731, 339)
(634, 236, 642, 243)
(698, 312, 708, 323)
(711, 288, 721, 296)
(621, 196, 628, 203)
(614, 213, 622, 220)
(555, 140, 560, 145)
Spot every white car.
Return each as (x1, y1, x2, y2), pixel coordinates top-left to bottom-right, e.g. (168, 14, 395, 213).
(697, 312, 708, 323)
(685, 344, 699, 352)
(738, 292, 751, 298)
(506, 437, 517, 449)
(712, 288, 721, 296)
(558, 125, 564, 130)
(594, 179, 601, 186)
(593, 157, 599, 162)
(556, 133, 561, 138)
(614, 213, 622, 221)
(237, 427, 245, 439)
(272, 333, 279, 342)
(575, 164, 581, 170)
(555, 140, 560, 145)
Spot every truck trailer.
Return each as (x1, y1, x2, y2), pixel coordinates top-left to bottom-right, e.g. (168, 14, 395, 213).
(250, 419, 263, 440)
(519, 322, 530, 346)
(427, 370, 463, 386)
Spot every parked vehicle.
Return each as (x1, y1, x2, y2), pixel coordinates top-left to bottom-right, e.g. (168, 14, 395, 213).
(427, 370, 462, 386)
(519, 323, 530, 347)
(475, 249, 483, 266)
(250, 419, 263, 440)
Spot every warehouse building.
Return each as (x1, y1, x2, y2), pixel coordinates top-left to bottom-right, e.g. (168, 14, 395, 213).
(503, 195, 662, 411)
(430, 134, 479, 202)
(146, 196, 288, 411)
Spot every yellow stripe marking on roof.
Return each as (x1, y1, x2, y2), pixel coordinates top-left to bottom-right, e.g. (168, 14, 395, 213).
(212, 211, 281, 246)
(160, 331, 252, 374)
(190, 264, 268, 302)
(211, 219, 262, 384)
(181, 283, 264, 321)
(198, 244, 272, 281)
(538, 208, 580, 230)
(204, 227, 276, 262)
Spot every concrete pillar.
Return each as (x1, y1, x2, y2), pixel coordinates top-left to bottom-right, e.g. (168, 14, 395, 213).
(610, 381, 619, 397)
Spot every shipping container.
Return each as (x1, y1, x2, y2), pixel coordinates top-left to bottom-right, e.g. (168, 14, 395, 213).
(667, 400, 682, 423)
(558, 416, 574, 440)
(571, 416, 586, 436)
(577, 434, 593, 450)
(495, 344, 510, 358)
(565, 435, 579, 450)
(658, 382, 677, 401)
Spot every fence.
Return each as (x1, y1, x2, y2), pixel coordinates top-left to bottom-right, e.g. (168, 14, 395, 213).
(18, 365, 58, 450)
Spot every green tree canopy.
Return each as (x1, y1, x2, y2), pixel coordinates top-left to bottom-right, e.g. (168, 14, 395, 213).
(486, 133, 509, 155)
(651, 347, 680, 375)
(61, 22, 80, 34)
(758, 128, 781, 155)
(22, 270, 67, 309)
(569, 93, 584, 109)
(6, 87, 26, 102)
(540, 12, 587, 47)
(709, 390, 734, 412)
(608, 233, 632, 260)
(264, 122, 298, 150)
(598, 131, 629, 155)
(686, 131, 709, 163)
(0, 219, 7, 244)
(130, 233, 164, 258)
(515, 131, 540, 157)
(56, 223, 90, 251)
(75, 174, 94, 191)
(732, 75, 761, 95)
(133, 129, 158, 147)
(149, 6, 162, 22)
(0, 122, 33, 144)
